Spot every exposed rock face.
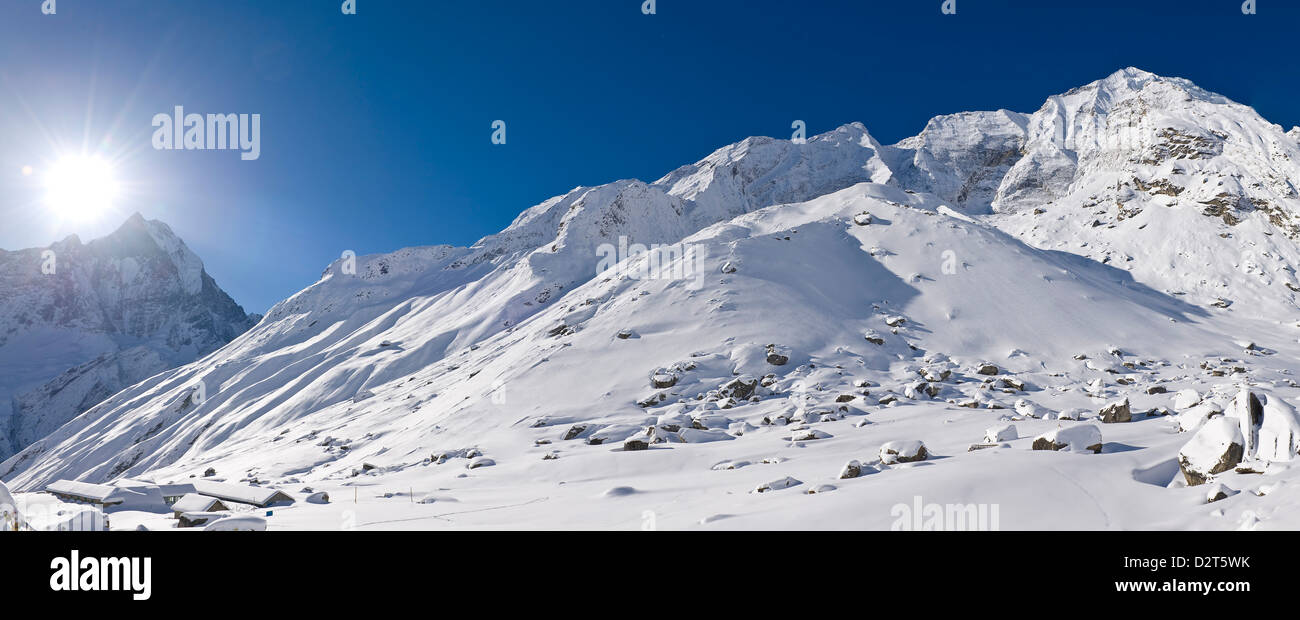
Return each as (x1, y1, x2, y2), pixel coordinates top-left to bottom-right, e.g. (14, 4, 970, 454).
(0, 214, 256, 460)
(1098, 398, 1133, 424)
(887, 110, 1029, 214)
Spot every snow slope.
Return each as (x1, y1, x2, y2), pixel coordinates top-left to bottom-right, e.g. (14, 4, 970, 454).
(9, 68, 1300, 530)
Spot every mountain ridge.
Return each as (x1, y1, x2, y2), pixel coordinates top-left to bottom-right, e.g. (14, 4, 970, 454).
(8, 68, 1300, 533)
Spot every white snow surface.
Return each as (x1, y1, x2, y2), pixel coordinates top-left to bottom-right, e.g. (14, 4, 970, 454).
(10, 68, 1300, 530)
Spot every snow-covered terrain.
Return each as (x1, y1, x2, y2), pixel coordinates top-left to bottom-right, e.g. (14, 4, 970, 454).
(8, 68, 1300, 531)
(0, 214, 258, 461)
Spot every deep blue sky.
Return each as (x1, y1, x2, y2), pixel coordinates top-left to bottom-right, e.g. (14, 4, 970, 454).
(1, 0, 1296, 314)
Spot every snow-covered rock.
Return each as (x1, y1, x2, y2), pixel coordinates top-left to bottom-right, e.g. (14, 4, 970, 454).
(1098, 398, 1132, 424)
(1231, 389, 1300, 463)
(1178, 417, 1245, 486)
(1176, 402, 1224, 433)
(879, 440, 929, 464)
(1032, 426, 1103, 454)
(838, 460, 867, 479)
(1174, 389, 1203, 411)
(1206, 483, 1235, 503)
(984, 424, 1018, 443)
(754, 477, 802, 493)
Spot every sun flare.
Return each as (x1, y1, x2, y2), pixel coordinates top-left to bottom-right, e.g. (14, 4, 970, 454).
(43, 155, 119, 221)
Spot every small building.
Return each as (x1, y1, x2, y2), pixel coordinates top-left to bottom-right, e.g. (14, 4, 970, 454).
(157, 483, 197, 506)
(192, 480, 294, 508)
(177, 511, 226, 528)
(48, 479, 168, 513)
(46, 480, 131, 508)
(171, 493, 229, 518)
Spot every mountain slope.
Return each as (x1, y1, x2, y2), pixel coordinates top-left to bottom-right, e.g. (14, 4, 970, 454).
(0, 214, 258, 459)
(10, 69, 1300, 531)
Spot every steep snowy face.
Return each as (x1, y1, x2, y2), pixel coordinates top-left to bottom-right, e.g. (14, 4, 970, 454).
(655, 122, 894, 227)
(990, 67, 1300, 318)
(996, 67, 1300, 219)
(886, 110, 1029, 213)
(0, 214, 257, 459)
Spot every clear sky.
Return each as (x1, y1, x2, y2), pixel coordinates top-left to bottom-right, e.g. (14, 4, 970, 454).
(1, 0, 1295, 314)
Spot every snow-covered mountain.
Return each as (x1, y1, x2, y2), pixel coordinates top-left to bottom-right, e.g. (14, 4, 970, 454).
(0, 214, 258, 461)
(991, 67, 1300, 319)
(9, 68, 1300, 530)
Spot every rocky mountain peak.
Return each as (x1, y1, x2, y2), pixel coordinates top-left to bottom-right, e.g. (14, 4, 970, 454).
(0, 214, 256, 460)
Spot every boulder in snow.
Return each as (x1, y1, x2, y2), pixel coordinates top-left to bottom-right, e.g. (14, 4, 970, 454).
(791, 429, 831, 442)
(838, 460, 867, 479)
(753, 476, 802, 493)
(1032, 425, 1102, 453)
(1232, 388, 1300, 463)
(984, 424, 1018, 443)
(1098, 398, 1132, 423)
(1173, 389, 1203, 411)
(879, 440, 928, 464)
(623, 438, 650, 451)
(678, 428, 734, 443)
(765, 344, 789, 366)
(1014, 399, 1050, 419)
(1178, 416, 1244, 486)
(651, 373, 678, 389)
(1206, 483, 1235, 503)
(1176, 402, 1223, 433)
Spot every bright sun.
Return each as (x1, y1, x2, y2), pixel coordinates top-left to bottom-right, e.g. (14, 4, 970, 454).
(44, 155, 119, 221)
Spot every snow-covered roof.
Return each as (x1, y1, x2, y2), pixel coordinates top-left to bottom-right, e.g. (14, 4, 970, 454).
(112, 479, 195, 497)
(193, 481, 293, 507)
(170, 493, 226, 514)
(157, 483, 197, 497)
(46, 480, 124, 503)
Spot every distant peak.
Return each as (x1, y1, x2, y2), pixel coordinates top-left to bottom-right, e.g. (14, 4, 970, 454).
(1110, 66, 1157, 80)
(1057, 67, 1231, 110)
(111, 212, 150, 236)
(810, 122, 876, 147)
